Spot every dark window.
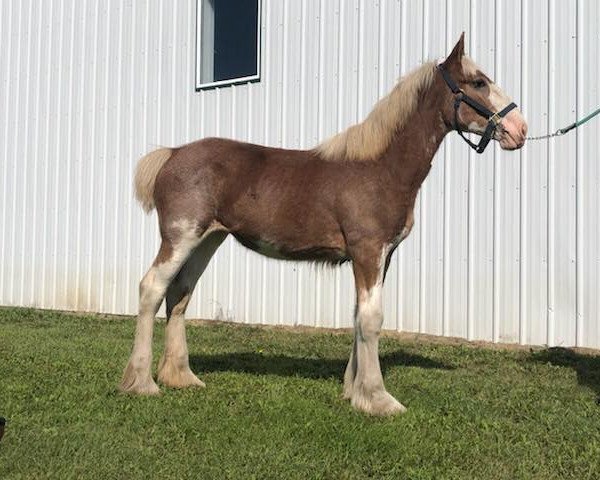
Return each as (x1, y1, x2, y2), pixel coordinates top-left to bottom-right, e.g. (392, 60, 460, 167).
(196, 0, 261, 89)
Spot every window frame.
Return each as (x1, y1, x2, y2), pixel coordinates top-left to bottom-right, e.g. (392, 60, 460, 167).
(195, 0, 262, 91)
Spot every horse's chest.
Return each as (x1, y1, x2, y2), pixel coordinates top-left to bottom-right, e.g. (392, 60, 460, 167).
(393, 209, 415, 245)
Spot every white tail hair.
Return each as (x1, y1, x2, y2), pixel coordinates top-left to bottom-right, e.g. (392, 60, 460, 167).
(134, 148, 173, 212)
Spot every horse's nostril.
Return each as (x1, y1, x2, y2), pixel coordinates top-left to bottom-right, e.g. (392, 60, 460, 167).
(521, 124, 528, 137)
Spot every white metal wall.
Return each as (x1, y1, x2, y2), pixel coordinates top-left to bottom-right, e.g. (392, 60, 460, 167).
(1, 0, 600, 348)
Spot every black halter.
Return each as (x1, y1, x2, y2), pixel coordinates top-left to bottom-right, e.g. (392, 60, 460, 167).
(438, 65, 517, 154)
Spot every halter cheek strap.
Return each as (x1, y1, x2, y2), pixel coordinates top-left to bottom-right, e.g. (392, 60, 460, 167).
(438, 65, 517, 154)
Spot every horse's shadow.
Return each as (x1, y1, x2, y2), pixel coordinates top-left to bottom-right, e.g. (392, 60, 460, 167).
(189, 349, 453, 381)
(528, 347, 600, 402)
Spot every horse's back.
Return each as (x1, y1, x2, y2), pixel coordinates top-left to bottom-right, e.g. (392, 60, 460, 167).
(154, 137, 319, 209)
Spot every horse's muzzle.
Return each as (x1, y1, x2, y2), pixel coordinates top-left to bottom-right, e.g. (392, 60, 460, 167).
(498, 109, 528, 150)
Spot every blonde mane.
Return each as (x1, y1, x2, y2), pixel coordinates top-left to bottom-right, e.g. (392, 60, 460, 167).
(315, 62, 437, 161)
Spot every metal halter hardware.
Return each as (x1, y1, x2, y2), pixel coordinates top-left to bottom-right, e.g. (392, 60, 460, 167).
(438, 65, 517, 154)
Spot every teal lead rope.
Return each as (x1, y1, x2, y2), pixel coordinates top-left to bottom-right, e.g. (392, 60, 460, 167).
(527, 106, 600, 140)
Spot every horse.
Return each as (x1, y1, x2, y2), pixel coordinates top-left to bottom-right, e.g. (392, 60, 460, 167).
(120, 34, 527, 416)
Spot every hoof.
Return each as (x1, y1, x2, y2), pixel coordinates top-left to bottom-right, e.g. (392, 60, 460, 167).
(351, 389, 407, 416)
(119, 376, 160, 395)
(342, 383, 353, 400)
(120, 362, 160, 395)
(157, 356, 206, 389)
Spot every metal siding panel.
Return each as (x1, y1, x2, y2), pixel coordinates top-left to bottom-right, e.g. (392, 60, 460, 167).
(281, 0, 302, 149)
(104, 0, 125, 314)
(496, 0, 523, 344)
(445, 0, 471, 339)
(575, 0, 584, 347)
(3, 0, 18, 305)
(518, 0, 529, 345)
(357, 0, 380, 121)
(580, 0, 600, 348)
(337, 0, 360, 133)
(73, 0, 91, 311)
(64, 0, 84, 311)
(81, 0, 100, 311)
(17, 0, 33, 307)
(10, 0, 25, 306)
(60, 0, 78, 310)
(44, 0, 61, 309)
(27, 0, 44, 307)
(9, 0, 21, 304)
(96, 0, 115, 313)
(550, 0, 578, 346)
(522, 0, 549, 346)
(118, 0, 135, 315)
(0, 0, 7, 305)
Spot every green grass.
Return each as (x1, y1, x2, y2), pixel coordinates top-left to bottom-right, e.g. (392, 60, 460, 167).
(1, 308, 600, 479)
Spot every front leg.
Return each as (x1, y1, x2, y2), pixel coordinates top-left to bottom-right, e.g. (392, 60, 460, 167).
(346, 246, 406, 416)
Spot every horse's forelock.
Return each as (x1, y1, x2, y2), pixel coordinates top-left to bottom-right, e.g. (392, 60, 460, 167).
(460, 56, 480, 77)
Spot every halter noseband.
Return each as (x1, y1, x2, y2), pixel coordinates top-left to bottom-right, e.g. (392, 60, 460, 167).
(438, 65, 517, 154)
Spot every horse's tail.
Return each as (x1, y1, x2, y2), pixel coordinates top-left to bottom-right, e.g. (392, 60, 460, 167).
(134, 147, 173, 213)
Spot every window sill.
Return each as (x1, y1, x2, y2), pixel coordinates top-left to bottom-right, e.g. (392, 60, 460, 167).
(195, 74, 261, 91)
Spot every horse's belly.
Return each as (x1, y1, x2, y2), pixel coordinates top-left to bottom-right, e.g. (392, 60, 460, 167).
(232, 234, 349, 264)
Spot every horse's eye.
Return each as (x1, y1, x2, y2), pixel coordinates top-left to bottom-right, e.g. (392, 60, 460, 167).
(472, 79, 486, 89)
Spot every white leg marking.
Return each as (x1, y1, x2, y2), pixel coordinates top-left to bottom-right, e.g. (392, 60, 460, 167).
(120, 220, 204, 395)
(349, 247, 407, 415)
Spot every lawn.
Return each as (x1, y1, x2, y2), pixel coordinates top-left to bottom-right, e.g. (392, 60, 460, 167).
(1, 308, 599, 479)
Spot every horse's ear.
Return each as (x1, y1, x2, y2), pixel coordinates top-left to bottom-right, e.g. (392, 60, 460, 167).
(443, 32, 465, 67)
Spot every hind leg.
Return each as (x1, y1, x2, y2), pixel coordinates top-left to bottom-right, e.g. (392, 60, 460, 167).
(157, 232, 227, 388)
(120, 221, 203, 395)
(342, 329, 357, 399)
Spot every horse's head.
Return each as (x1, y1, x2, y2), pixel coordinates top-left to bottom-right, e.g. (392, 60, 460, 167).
(439, 33, 527, 152)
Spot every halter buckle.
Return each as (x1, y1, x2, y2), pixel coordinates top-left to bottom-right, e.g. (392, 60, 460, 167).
(489, 112, 502, 126)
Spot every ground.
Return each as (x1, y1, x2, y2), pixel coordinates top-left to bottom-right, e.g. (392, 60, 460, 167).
(1, 308, 599, 479)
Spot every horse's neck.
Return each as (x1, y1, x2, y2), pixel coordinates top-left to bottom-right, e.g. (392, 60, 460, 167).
(382, 100, 449, 188)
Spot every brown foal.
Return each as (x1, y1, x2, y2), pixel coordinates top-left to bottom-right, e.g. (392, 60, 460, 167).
(121, 34, 527, 415)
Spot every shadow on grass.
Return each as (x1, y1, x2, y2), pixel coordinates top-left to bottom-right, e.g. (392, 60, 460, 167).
(189, 350, 454, 381)
(529, 347, 600, 402)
